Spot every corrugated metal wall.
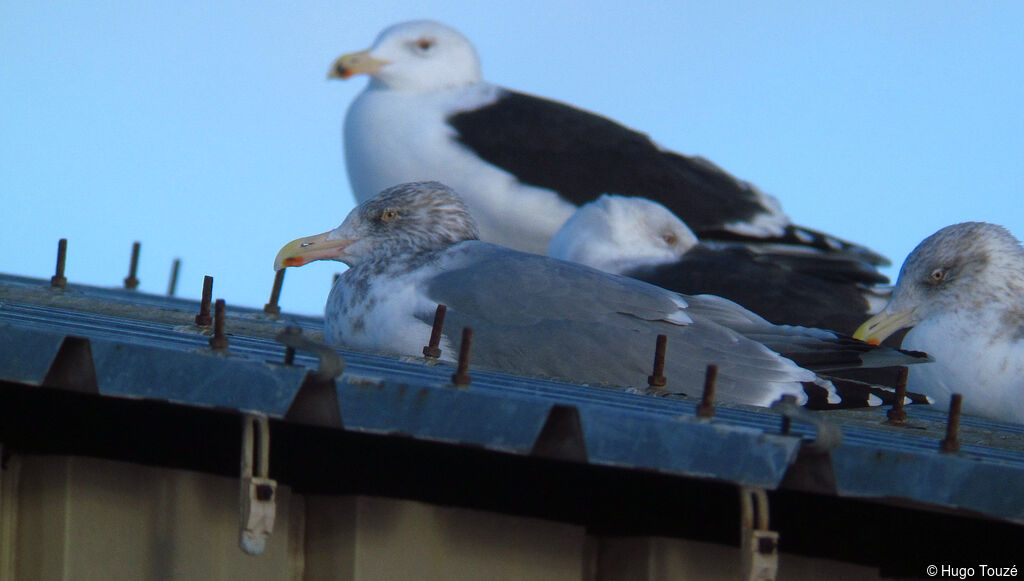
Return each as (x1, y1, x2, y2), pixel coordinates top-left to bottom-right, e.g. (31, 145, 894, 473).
(0, 454, 882, 580)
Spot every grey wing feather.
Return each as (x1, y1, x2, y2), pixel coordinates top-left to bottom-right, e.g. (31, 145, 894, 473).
(419, 242, 816, 405)
(682, 294, 930, 371)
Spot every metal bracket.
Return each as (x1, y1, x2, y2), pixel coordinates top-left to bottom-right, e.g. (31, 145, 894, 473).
(774, 395, 841, 493)
(771, 394, 842, 452)
(239, 414, 277, 555)
(275, 326, 344, 380)
(740, 487, 779, 581)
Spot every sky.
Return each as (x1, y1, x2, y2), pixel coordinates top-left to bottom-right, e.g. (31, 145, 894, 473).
(3, 2, 1022, 317)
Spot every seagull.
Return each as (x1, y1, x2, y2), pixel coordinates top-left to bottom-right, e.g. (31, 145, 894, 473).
(855, 222, 1024, 423)
(329, 19, 889, 268)
(548, 195, 889, 334)
(276, 181, 925, 409)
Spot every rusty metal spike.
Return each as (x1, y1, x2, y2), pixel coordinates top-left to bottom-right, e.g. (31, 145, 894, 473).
(51, 238, 68, 289)
(647, 334, 667, 390)
(195, 276, 214, 326)
(451, 327, 472, 386)
(264, 269, 285, 316)
(124, 241, 141, 290)
(167, 258, 181, 297)
(940, 393, 963, 453)
(885, 366, 909, 425)
(423, 304, 447, 359)
(209, 299, 229, 351)
(697, 364, 718, 418)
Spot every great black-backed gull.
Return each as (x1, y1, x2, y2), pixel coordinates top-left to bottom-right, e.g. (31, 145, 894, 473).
(855, 222, 1024, 423)
(330, 19, 888, 267)
(549, 195, 889, 334)
(276, 181, 926, 408)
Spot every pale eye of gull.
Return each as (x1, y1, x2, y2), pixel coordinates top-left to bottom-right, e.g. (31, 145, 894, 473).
(928, 267, 948, 284)
(381, 208, 399, 222)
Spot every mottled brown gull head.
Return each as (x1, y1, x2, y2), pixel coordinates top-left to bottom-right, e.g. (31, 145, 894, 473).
(856, 222, 1024, 344)
(275, 181, 480, 269)
(855, 222, 1024, 422)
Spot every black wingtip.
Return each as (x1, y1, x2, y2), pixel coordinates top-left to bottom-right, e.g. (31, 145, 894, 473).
(804, 376, 933, 410)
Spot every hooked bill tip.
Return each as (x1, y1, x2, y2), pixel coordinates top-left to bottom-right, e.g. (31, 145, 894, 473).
(329, 63, 354, 79)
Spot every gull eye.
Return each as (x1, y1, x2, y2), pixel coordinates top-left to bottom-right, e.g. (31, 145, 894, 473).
(380, 208, 399, 223)
(415, 38, 434, 52)
(662, 234, 677, 246)
(928, 267, 947, 284)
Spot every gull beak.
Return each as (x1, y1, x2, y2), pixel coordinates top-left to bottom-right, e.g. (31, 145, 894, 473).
(853, 306, 917, 345)
(274, 232, 353, 270)
(328, 50, 390, 79)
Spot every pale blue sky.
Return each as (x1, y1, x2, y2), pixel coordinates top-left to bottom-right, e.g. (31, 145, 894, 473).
(3, 2, 1022, 316)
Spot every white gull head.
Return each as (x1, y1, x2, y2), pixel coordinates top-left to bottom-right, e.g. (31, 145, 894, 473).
(329, 20, 482, 93)
(548, 195, 699, 274)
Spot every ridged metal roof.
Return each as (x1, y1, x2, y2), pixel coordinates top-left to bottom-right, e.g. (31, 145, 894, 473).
(1, 272, 1022, 523)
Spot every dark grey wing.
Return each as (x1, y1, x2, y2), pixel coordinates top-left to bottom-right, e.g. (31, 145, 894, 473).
(423, 243, 692, 326)
(418, 242, 817, 406)
(628, 246, 878, 334)
(678, 292, 928, 371)
(675, 291, 931, 410)
(448, 89, 888, 265)
(745, 248, 889, 285)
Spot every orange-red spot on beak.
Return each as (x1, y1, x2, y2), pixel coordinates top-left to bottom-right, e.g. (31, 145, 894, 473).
(328, 51, 389, 80)
(330, 63, 354, 79)
(274, 231, 354, 271)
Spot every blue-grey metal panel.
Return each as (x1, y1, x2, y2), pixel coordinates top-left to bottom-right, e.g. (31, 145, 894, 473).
(0, 324, 66, 385)
(833, 444, 1024, 521)
(331, 377, 802, 488)
(575, 405, 797, 488)
(336, 379, 555, 452)
(0, 300, 310, 416)
(89, 338, 308, 416)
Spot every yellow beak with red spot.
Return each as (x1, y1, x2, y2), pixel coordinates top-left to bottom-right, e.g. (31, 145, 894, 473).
(853, 307, 918, 345)
(274, 232, 353, 271)
(328, 50, 389, 79)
